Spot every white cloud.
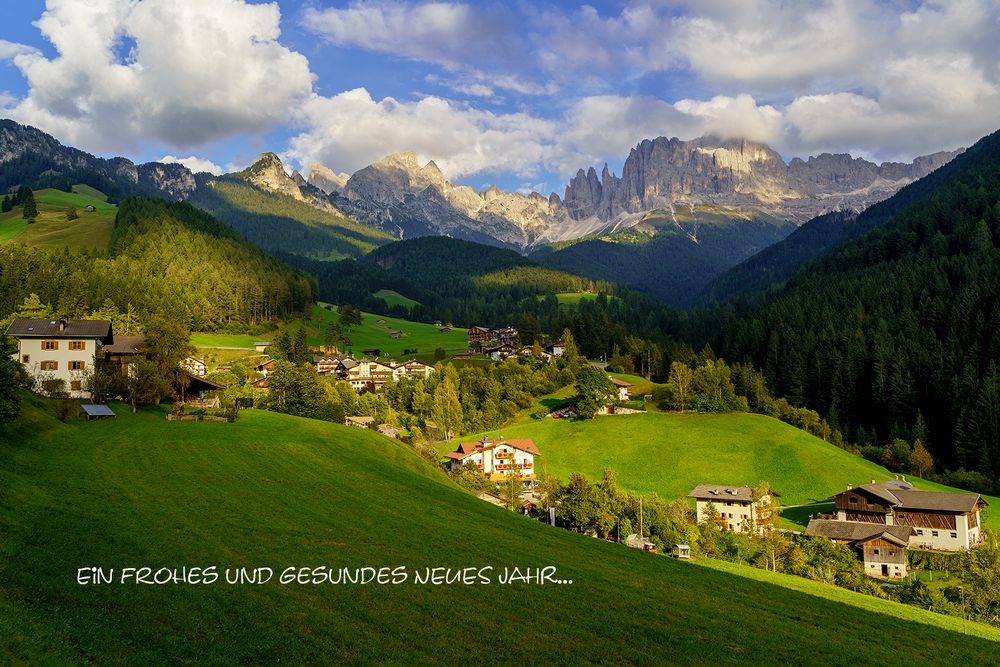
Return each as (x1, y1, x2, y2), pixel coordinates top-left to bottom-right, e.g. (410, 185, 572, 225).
(0, 40, 39, 60)
(158, 154, 224, 175)
(303, 2, 520, 71)
(4, 0, 313, 153)
(287, 88, 558, 180)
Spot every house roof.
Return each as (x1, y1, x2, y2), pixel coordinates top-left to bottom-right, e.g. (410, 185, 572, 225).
(447, 438, 541, 460)
(610, 377, 632, 387)
(6, 318, 112, 339)
(851, 481, 987, 513)
(687, 484, 779, 502)
(103, 336, 146, 355)
(253, 341, 271, 346)
(346, 416, 374, 424)
(805, 519, 914, 547)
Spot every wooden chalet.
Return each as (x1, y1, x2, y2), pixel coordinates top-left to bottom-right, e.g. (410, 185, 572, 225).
(806, 519, 915, 579)
(833, 480, 988, 551)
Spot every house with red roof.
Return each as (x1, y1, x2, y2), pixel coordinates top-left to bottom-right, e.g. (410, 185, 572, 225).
(446, 437, 540, 489)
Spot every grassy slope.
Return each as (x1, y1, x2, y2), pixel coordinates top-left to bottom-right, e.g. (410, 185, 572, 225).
(192, 304, 468, 357)
(0, 187, 116, 249)
(1, 395, 998, 664)
(452, 412, 998, 529)
(372, 289, 420, 309)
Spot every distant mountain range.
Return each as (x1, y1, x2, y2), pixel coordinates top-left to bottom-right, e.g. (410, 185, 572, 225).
(0, 118, 965, 306)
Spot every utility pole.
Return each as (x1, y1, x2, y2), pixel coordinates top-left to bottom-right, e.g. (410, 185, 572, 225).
(639, 497, 644, 538)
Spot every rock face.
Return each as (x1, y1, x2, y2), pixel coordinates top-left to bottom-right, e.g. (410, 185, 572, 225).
(137, 162, 197, 199)
(241, 152, 305, 201)
(329, 151, 568, 247)
(308, 162, 351, 194)
(0, 119, 201, 200)
(563, 135, 964, 225)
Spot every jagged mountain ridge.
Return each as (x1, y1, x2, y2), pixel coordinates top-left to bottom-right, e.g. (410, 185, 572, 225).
(305, 137, 961, 249)
(563, 136, 962, 224)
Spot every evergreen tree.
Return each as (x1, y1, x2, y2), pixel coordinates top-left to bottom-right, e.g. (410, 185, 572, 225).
(21, 190, 36, 219)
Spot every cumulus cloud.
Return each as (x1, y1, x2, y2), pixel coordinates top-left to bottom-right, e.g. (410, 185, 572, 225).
(0, 40, 39, 60)
(286, 88, 558, 180)
(158, 154, 224, 175)
(4, 0, 313, 154)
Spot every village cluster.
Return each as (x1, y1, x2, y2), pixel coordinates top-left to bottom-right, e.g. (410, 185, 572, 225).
(5, 316, 991, 582)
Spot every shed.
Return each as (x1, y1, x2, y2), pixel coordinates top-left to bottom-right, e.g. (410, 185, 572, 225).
(81, 404, 116, 420)
(672, 544, 691, 559)
(254, 341, 271, 352)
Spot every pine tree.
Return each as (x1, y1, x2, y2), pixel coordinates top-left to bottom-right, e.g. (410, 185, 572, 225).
(21, 190, 36, 219)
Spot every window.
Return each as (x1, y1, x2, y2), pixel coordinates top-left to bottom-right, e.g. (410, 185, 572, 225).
(70, 380, 82, 391)
(916, 529, 923, 535)
(889, 550, 896, 556)
(21, 354, 29, 363)
(849, 497, 857, 504)
(69, 361, 85, 371)
(69, 341, 86, 350)
(874, 548, 880, 555)
(42, 341, 58, 350)
(40, 361, 58, 371)
(932, 531, 939, 537)
(950, 532, 957, 539)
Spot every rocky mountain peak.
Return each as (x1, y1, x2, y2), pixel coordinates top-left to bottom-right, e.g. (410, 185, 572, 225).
(308, 162, 351, 194)
(242, 152, 304, 201)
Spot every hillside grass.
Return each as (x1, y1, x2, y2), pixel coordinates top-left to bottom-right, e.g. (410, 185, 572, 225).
(372, 289, 420, 309)
(0, 187, 116, 249)
(1, 394, 999, 664)
(192, 304, 469, 357)
(451, 411, 998, 530)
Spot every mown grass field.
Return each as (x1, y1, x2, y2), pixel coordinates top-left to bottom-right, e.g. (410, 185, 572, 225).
(192, 304, 468, 358)
(453, 411, 998, 530)
(0, 186, 116, 249)
(372, 289, 420, 309)
(1, 394, 998, 664)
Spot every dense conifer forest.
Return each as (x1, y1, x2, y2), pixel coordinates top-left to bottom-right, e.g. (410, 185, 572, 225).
(717, 130, 1000, 481)
(0, 198, 315, 330)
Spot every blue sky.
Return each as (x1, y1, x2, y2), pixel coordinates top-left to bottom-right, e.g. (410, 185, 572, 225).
(1, 1, 998, 195)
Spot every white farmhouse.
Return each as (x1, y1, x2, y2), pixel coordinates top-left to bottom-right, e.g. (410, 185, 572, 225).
(5, 318, 113, 398)
(446, 437, 540, 489)
(687, 484, 779, 534)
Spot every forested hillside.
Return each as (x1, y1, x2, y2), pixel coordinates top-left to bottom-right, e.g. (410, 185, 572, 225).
(538, 217, 792, 308)
(718, 129, 1000, 480)
(0, 198, 315, 330)
(702, 148, 973, 306)
(188, 177, 392, 260)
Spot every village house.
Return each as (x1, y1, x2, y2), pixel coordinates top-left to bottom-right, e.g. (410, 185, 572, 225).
(687, 484, 779, 534)
(313, 355, 343, 375)
(345, 416, 374, 428)
(343, 359, 395, 391)
(483, 343, 515, 361)
(255, 358, 278, 377)
(832, 479, 988, 551)
(467, 326, 494, 346)
(180, 356, 207, 377)
(547, 340, 565, 357)
(446, 437, 540, 490)
(101, 335, 147, 370)
(610, 377, 632, 401)
(468, 325, 519, 349)
(517, 345, 555, 363)
(6, 318, 114, 398)
(805, 519, 914, 579)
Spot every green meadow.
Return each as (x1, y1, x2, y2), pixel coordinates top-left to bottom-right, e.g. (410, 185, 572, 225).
(372, 289, 421, 309)
(1, 394, 998, 664)
(192, 304, 468, 358)
(0, 186, 116, 249)
(454, 411, 998, 530)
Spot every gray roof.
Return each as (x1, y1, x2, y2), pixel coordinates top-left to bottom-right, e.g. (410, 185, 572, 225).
(806, 519, 914, 546)
(103, 335, 146, 355)
(854, 481, 987, 513)
(81, 404, 116, 417)
(6, 318, 112, 339)
(688, 484, 780, 502)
